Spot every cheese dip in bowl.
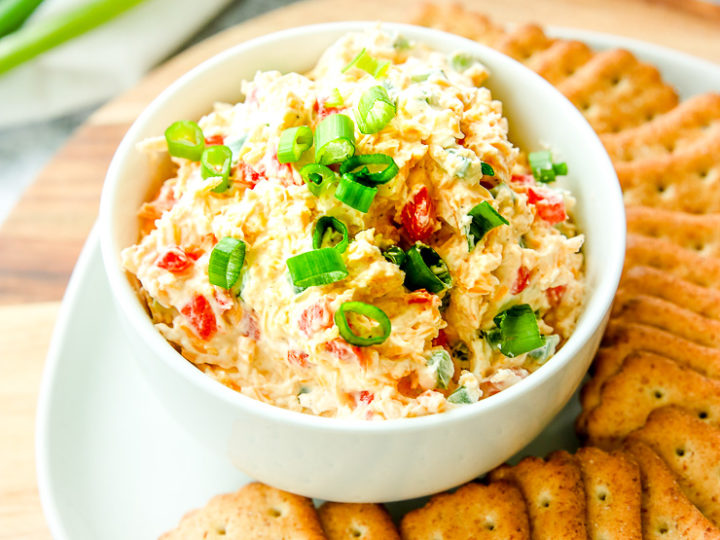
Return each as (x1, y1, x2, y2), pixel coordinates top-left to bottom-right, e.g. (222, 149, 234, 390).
(100, 23, 624, 501)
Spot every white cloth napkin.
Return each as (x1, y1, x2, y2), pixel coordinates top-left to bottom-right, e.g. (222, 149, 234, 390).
(0, 0, 232, 128)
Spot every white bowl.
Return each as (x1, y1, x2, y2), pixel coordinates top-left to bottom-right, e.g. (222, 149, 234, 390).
(99, 22, 624, 503)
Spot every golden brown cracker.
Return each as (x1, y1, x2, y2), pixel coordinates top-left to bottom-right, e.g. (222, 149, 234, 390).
(411, 2, 505, 46)
(556, 48, 678, 134)
(579, 321, 720, 418)
(601, 92, 720, 163)
(493, 23, 555, 63)
(618, 135, 720, 212)
(629, 406, 720, 528)
(400, 481, 530, 539)
(489, 451, 588, 539)
(581, 352, 720, 448)
(160, 482, 326, 540)
(623, 439, 720, 539)
(318, 503, 399, 540)
(526, 39, 595, 86)
(575, 446, 643, 540)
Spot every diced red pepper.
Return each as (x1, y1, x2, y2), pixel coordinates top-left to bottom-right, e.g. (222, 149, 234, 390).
(511, 266, 531, 295)
(242, 309, 261, 340)
(235, 162, 266, 189)
(356, 390, 374, 405)
(204, 134, 225, 146)
(156, 247, 193, 274)
(546, 285, 567, 306)
(407, 289, 435, 305)
(298, 301, 333, 337)
(181, 295, 217, 340)
(401, 185, 436, 243)
(313, 98, 344, 120)
(510, 173, 534, 186)
(526, 187, 568, 225)
(432, 329, 448, 348)
(325, 339, 363, 364)
(213, 289, 234, 312)
(287, 350, 310, 368)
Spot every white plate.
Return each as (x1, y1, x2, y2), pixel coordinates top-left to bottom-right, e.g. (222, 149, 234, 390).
(37, 30, 720, 540)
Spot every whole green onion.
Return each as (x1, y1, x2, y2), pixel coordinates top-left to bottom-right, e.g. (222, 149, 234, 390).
(334, 173, 377, 213)
(355, 86, 396, 134)
(341, 48, 390, 78)
(300, 163, 336, 196)
(489, 304, 545, 358)
(286, 248, 348, 291)
(401, 243, 452, 294)
(528, 150, 568, 183)
(334, 301, 391, 346)
(313, 216, 349, 253)
(339, 153, 399, 185)
(0, 0, 44, 38)
(208, 237, 246, 290)
(314, 114, 356, 165)
(201, 144, 233, 193)
(277, 126, 313, 163)
(467, 201, 509, 251)
(165, 120, 205, 161)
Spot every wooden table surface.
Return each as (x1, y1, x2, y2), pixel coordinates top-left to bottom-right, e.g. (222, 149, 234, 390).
(1, 0, 717, 537)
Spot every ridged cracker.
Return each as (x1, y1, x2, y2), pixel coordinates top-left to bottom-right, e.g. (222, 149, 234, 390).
(318, 502, 400, 540)
(622, 439, 720, 539)
(526, 39, 595, 86)
(489, 451, 588, 539)
(411, 2, 505, 45)
(159, 483, 326, 540)
(602, 92, 720, 163)
(629, 406, 720, 528)
(399, 481, 530, 540)
(493, 23, 555, 63)
(581, 352, 720, 448)
(555, 48, 678, 134)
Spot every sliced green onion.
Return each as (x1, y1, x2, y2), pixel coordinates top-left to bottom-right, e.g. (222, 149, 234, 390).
(287, 248, 348, 291)
(428, 349, 454, 389)
(481, 162, 495, 176)
(451, 341, 470, 363)
(165, 120, 205, 161)
(528, 150, 568, 183)
(201, 145, 233, 193)
(313, 216, 349, 253)
(527, 334, 560, 364)
(401, 243, 452, 294)
(0, 0, 44, 39)
(490, 304, 545, 358)
(325, 88, 344, 107)
(314, 114, 356, 165)
(277, 126, 313, 163)
(448, 386, 474, 404)
(208, 237, 246, 289)
(382, 246, 406, 267)
(334, 173, 377, 213)
(467, 201, 509, 251)
(300, 163, 336, 196)
(334, 301, 391, 346)
(339, 154, 399, 185)
(450, 52, 474, 71)
(341, 48, 390, 78)
(393, 35, 410, 50)
(355, 86, 396, 134)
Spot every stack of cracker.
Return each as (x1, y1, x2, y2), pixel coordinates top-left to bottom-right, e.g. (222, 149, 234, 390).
(160, 6, 720, 539)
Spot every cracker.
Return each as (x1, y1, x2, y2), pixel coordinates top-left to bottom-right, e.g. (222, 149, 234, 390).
(489, 451, 588, 539)
(601, 92, 720, 163)
(493, 23, 555, 63)
(579, 321, 720, 417)
(411, 2, 505, 46)
(624, 234, 720, 289)
(581, 352, 720, 448)
(400, 481, 530, 539)
(629, 406, 720, 528)
(626, 206, 720, 258)
(575, 446, 643, 539)
(622, 439, 720, 539)
(555, 48, 678, 134)
(318, 503, 399, 540)
(526, 39, 595, 86)
(159, 482, 326, 540)
(617, 135, 720, 212)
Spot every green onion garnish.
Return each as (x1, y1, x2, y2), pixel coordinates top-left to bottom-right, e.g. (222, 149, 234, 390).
(314, 114, 356, 165)
(277, 126, 313, 163)
(481, 162, 495, 176)
(401, 243, 452, 294)
(312, 216, 349, 253)
(201, 144, 233, 193)
(528, 150, 568, 183)
(300, 163, 336, 196)
(355, 86, 396, 134)
(427, 349, 454, 389)
(451, 341, 470, 363)
(382, 246, 406, 267)
(208, 237, 246, 289)
(286, 248, 348, 291)
(490, 304, 545, 358)
(339, 154, 399, 185)
(467, 201, 509, 251)
(334, 301, 391, 346)
(325, 88, 344, 107)
(448, 386, 473, 404)
(334, 173, 377, 213)
(165, 120, 205, 161)
(0, 0, 44, 39)
(450, 52, 474, 72)
(341, 48, 390, 78)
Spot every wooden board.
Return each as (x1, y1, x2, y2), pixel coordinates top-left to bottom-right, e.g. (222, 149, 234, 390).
(0, 1, 718, 538)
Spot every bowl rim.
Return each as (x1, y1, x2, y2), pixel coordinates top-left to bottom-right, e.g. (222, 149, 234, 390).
(99, 20, 625, 433)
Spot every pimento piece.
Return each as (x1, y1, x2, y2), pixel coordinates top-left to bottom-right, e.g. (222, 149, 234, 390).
(325, 339, 363, 364)
(407, 289, 435, 305)
(313, 98, 344, 120)
(526, 187, 567, 225)
(204, 134, 225, 146)
(181, 295, 217, 340)
(235, 162, 266, 189)
(511, 266, 531, 295)
(510, 173, 534, 186)
(156, 247, 193, 274)
(298, 301, 333, 337)
(213, 289, 234, 312)
(356, 390, 374, 405)
(546, 285, 567, 306)
(287, 350, 310, 368)
(401, 185, 436, 243)
(432, 329, 448, 348)
(242, 309, 261, 340)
